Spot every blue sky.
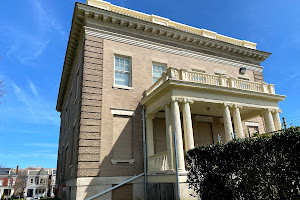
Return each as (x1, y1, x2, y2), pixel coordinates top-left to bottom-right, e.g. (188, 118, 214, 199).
(0, 0, 299, 168)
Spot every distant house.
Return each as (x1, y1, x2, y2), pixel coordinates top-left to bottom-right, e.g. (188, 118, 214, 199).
(24, 168, 50, 198)
(49, 168, 56, 197)
(0, 168, 17, 199)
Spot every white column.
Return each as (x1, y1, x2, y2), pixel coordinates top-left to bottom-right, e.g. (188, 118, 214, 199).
(232, 105, 244, 139)
(223, 103, 233, 142)
(171, 97, 186, 172)
(263, 109, 275, 132)
(146, 114, 154, 173)
(165, 104, 174, 171)
(182, 99, 194, 153)
(272, 109, 282, 130)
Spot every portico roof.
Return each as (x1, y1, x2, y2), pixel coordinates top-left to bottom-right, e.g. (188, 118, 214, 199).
(141, 67, 286, 116)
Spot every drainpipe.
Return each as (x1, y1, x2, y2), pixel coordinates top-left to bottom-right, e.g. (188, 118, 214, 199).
(173, 130, 180, 200)
(142, 105, 147, 200)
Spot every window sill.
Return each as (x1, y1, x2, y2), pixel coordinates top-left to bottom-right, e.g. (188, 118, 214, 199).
(111, 159, 135, 164)
(113, 84, 133, 91)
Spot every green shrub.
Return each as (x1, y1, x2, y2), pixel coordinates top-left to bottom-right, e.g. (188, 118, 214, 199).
(186, 128, 300, 200)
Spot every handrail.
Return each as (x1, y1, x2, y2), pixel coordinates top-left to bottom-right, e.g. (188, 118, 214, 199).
(85, 172, 145, 200)
(148, 151, 168, 159)
(145, 67, 276, 96)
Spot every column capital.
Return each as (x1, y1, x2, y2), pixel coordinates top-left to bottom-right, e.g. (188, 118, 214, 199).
(263, 108, 273, 114)
(222, 102, 233, 108)
(182, 98, 194, 104)
(271, 108, 282, 114)
(233, 104, 243, 109)
(171, 97, 183, 103)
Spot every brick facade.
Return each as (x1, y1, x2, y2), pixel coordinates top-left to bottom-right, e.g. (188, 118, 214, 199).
(55, 2, 276, 199)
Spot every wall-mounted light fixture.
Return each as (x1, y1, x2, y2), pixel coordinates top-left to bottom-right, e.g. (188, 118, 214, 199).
(239, 67, 246, 75)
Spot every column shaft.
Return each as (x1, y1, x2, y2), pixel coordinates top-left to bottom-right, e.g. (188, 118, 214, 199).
(182, 101, 194, 153)
(232, 106, 244, 138)
(264, 109, 275, 132)
(171, 100, 186, 172)
(146, 116, 154, 173)
(165, 104, 174, 170)
(272, 111, 282, 131)
(223, 105, 233, 142)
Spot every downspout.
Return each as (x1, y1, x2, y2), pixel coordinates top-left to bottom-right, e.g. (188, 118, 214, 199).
(173, 130, 180, 200)
(142, 105, 147, 200)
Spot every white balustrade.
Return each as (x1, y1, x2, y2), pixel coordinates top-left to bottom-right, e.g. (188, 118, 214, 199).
(232, 79, 263, 92)
(148, 151, 169, 174)
(145, 67, 276, 96)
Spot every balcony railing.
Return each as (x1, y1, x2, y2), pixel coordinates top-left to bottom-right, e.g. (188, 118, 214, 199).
(148, 151, 169, 174)
(145, 67, 275, 96)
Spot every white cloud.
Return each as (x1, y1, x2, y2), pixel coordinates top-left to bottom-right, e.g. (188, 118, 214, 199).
(2, 26, 50, 66)
(31, 0, 66, 37)
(0, 0, 66, 66)
(288, 71, 300, 80)
(11, 81, 60, 125)
(28, 80, 39, 96)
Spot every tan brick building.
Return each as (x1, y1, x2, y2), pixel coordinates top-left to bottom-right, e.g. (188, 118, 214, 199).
(55, 0, 285, 199)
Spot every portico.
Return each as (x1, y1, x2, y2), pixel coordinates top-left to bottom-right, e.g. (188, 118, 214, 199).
(141, 67, 285, 175)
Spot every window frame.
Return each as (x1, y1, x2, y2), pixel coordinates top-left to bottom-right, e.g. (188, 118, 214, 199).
(152, 62, 166, 84)
(114, 55, 132, 88)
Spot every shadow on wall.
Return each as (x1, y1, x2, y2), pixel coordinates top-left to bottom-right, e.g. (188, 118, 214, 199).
(82, 104, 144, 200)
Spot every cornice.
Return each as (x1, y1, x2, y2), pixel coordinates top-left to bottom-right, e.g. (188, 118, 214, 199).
(56, 4, 84, 111)
(86, 0, 258, 49)
(77, 3, 271, 61)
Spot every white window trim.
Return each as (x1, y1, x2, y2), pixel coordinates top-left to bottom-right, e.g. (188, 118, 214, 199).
(245, 122, 259, 127)
(112, 84, 133, 91)
(192, 68, 205, 73)
(214, 69, 227, 75)
(114, 55, 132, 88)
(111, 159, 135, 164)
(110, 108, 135, 116)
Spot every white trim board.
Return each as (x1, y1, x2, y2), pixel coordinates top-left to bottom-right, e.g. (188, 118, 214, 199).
(111, 108, 135, 116)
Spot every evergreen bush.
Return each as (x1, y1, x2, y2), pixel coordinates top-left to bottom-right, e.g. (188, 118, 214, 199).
(186, 128, 300, 200)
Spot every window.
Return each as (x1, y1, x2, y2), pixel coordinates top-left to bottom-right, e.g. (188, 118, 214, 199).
(152, 63, 166, 83)
(4, 189, 11, 195)
(114, 56, 131, 87)
(30, 179, 33, 184)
